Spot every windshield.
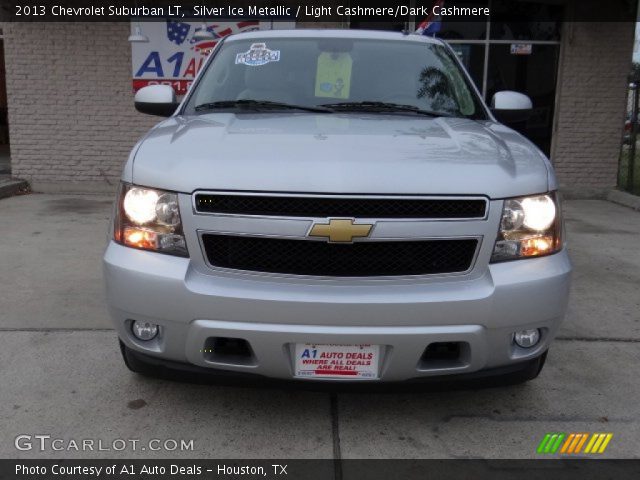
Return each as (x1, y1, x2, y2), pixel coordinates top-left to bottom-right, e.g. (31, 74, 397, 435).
(184, 36, 486, 119)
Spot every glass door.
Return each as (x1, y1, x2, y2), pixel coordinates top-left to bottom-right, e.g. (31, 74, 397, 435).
(486, 43, 560, 155)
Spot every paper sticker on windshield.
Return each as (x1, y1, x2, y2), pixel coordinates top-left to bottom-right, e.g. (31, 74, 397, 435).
(315, 52, 352, 99)
(235, 43, 281, 66)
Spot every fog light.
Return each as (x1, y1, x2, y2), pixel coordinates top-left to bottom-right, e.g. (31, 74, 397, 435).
(514, 329, 540, 348)
(131, 320, 158, 341)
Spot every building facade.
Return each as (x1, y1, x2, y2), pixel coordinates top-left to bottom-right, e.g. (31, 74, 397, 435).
(0, 9, 635, 197)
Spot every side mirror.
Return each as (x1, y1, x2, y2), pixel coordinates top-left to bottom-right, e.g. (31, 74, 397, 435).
(134, 85, 179, 117)
(491, 91, 532, 124)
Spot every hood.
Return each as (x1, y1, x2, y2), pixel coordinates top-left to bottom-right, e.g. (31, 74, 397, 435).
(132, 113, 550, 198)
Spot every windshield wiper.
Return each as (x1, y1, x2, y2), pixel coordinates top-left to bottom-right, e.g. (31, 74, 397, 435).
(319, 101, 452, 117)
(195, 100, 333, 113)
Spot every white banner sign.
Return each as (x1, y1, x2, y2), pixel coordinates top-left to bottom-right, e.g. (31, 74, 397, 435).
(131, 20, 262, 95)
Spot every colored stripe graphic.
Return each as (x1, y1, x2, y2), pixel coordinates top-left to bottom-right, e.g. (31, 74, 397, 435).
(597, 433, 613, 453)
(574, 433, 589, 453)
(584, 434, 598, 453)
(537, 433, 565, 454)
(540, 433, 613, 454)
(585, 433, 614, 454)
(569, 434, 582, 453)
(550, 433, 565, 453)
(560, 433, 575, 454)
(537, 433, 552, 454)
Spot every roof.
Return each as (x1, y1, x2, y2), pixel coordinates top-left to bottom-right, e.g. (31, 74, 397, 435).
(225, 29, 444, 45)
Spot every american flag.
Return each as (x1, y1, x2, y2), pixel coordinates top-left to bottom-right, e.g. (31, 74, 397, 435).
(166, 21, 191, 45)
(190, 21, 260, 55)
(416, 0, 445, 36)
(189, 21, 259, 44)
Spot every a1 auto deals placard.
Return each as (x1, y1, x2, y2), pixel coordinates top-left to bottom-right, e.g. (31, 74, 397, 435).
(130, 20, 292, 95)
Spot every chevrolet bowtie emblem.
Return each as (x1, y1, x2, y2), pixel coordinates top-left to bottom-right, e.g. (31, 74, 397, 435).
(309, 219, 373, 243)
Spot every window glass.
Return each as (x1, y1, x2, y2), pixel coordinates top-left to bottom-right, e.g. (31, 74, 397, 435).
(486, 43, 560, 154)
(187, 37, 486, 119)
(422, 0, 489, 40)
(490, 0, 563, 41)
(449, 44, 485, 93)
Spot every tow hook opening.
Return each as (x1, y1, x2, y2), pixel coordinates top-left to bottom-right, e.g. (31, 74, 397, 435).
(202, 337, 256, 366)
(418, 341, 470, 370)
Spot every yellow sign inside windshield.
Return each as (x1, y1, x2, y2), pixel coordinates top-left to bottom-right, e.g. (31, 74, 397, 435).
(315, 52, 352, 99)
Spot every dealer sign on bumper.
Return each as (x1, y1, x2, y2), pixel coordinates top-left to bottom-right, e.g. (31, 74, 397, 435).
(294, 344, 380, 379)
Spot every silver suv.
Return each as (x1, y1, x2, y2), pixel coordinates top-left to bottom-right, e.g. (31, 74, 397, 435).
(103, 30, 571, 386)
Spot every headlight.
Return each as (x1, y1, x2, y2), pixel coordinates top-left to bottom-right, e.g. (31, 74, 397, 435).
(491, 192, 562, 262)
(114, 183, 188, 257)
(122, 188, 159, 224)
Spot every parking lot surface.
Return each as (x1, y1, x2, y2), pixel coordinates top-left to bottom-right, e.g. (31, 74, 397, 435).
(1, 194, 639, 459)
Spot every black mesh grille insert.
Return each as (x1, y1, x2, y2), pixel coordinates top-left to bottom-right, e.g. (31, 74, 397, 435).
(202, 235, 478, 277)
(195, 194, 486, 219)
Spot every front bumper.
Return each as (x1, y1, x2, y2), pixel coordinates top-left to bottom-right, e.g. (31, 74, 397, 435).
(103, 242, 571, 382)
